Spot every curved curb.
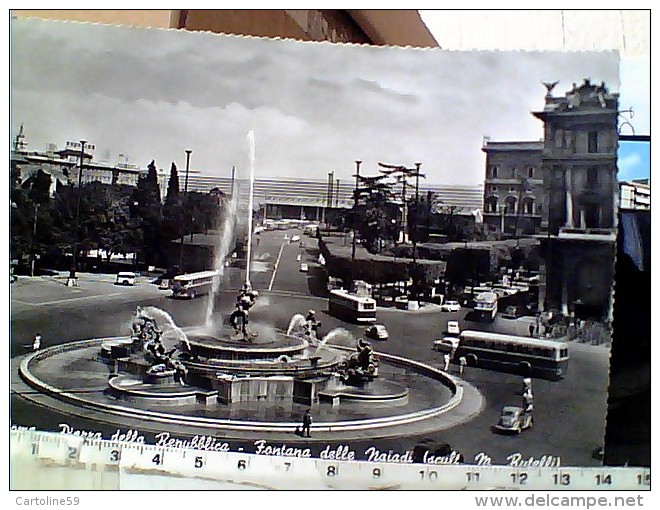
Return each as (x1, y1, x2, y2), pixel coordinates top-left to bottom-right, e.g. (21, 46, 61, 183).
(20, 338, 464, 433)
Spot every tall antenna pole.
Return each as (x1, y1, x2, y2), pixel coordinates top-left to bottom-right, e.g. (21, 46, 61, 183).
(245, 131, 256, 287)
(351, 160, 361, 287)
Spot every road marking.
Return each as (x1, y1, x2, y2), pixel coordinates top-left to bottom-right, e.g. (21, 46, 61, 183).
(264, 289, 327, 302)
(267, 241, 286, 292)
(15, 292, 131, 307)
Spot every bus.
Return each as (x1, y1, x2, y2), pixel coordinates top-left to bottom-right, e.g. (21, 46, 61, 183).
(474, 291, 498, 321)
(171, 270, 222, 299)
(328, 289, 377, 323)
(454, 330, 569, 379)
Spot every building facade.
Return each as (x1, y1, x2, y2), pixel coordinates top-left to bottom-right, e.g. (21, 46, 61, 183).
(185, 173, 485, 222)
(619, 179, 650, 210)
(481, 140, 544, 235)
(11, 128, 169, 199)
(535, 79, 619, 321)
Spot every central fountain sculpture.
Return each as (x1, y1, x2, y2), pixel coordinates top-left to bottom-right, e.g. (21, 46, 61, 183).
(103, 285, 402, 408)
(16, 133, 469, 440)
(103, 130, 406, 408)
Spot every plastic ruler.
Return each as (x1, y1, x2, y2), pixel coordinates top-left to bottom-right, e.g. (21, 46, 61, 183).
(10, 430, 651, 490)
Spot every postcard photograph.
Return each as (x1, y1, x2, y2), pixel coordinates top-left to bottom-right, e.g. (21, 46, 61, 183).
(10, 17, 628, 489)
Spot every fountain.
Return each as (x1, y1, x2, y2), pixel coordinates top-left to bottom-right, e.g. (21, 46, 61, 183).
(101, 299, 408, 408)
(15, 132, 470, 438)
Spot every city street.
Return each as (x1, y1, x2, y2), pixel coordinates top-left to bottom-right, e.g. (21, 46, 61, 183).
(10, 228, 610, 466)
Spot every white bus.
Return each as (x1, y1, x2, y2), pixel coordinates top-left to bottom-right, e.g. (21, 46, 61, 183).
(171, 270, 222, 299)
(454, 330, 569, 379)
(328, 289, 377, 323)
(474, 291, 498, 321)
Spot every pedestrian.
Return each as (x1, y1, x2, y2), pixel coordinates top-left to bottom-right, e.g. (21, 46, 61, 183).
(301, 409, 312, 438)
(523, 390, 534, 414)
(32, 333, 42, 351)
(458, 356, 467, 375)
(529, 323, 535, 337)
(443, 353, 451, 372)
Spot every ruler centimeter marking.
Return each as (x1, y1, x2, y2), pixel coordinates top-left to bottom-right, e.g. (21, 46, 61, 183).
(12, 430, 651, 490)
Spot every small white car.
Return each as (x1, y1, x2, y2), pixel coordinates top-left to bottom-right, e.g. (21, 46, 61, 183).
(365, 324, 389, 341)
(494, 405, 533, 434)
(290, 235, 301, 242)
(441, 300, 462, 312)
(433, 336, 459, 353)
(299, 263, 309, 272)
(115, 272, 136, 286)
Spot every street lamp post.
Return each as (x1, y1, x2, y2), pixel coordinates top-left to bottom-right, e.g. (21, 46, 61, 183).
(412, 162, 421, 265)
(30, 203, 40, 277)
(68, 140, 87, 285)
(179, 149, 192, 269)
(351, 160, 361, 287)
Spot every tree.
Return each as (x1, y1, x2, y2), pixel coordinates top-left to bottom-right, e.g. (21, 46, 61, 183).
(162, 162, 183, 243)
(10, 169, 53, 270)
(350, 174, 398, 253)
(130, 160, 163, 266)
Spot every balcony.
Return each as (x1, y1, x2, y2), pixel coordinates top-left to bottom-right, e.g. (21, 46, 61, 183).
(484, 177, 543, 185)
(557, 226, 616, 242)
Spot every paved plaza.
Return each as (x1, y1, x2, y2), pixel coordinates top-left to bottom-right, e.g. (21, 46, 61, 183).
(10, 229, 611, 466)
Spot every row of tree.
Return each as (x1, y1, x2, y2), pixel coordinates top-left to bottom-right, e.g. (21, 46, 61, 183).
(345, 162, 493, 254)
(10, 160, 226, 273)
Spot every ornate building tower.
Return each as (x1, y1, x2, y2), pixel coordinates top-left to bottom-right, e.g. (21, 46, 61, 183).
(535, 79, 619, 321)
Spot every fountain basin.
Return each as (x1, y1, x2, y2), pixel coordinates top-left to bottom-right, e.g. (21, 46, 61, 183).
(18, 339, 466, 436)
(108, 375, 217, 406)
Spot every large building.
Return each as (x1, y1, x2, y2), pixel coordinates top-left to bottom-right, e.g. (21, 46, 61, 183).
(535, 79, 619, 321)
(185, 172, 485, 222)
(619, 178, 650, 210)
(481, 139, 544, 235)
(11, 127, 169, 198)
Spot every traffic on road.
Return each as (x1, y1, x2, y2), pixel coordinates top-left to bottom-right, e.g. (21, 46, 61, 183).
(10, 226, 610, 466)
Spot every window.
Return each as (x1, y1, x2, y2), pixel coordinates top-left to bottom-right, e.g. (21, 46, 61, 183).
(491, 185, 497, 192)
(555, 129, 563, 148)
(564, 131, 574, 152)
(588, 131, 598, 153)
(586, 167, 598, 187)
(505, 196, 517, 213)
(509, 186, 516, 192)
(528, 167, 535, 179)
(488, 165, 498, 178)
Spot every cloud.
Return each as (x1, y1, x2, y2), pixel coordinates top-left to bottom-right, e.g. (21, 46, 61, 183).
(617, 153, 642, 181)
(11, 18, 620, 186)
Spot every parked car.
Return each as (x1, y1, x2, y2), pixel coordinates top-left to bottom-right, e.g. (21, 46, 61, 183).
(115, 272, 136, 286)
(327, 276, 343, 292)
(365, 324, 389, 341)
(502, 305, 522, 319)
(299, 263, 309, 272)
(441, 300, 461, 312)
(494, 405, 533, 434)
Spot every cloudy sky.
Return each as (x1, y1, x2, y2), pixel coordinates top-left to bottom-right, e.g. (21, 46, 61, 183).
(11, 18, 620, 185)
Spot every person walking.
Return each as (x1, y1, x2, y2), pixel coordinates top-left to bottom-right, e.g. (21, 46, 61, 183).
(32, 333, 42, 351)
(301, 409, 312, 438)
(458, 356, 467, 375)
(443, 353, 451, 372)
